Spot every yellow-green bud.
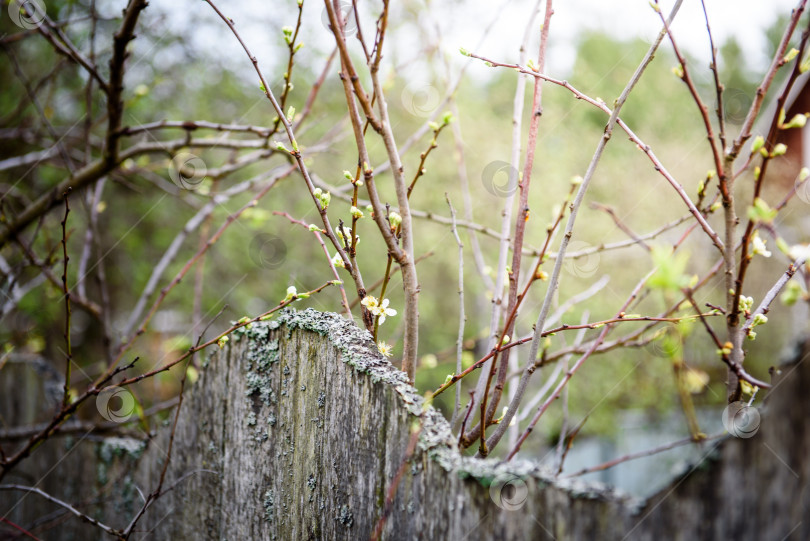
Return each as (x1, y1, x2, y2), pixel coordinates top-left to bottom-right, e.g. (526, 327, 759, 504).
(750, 135, 765, 154)
(752, 313, 768, 327)
(782, 114, 807, 129)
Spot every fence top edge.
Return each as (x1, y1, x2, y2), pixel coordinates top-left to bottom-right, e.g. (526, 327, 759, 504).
(229, 307, 639, 507)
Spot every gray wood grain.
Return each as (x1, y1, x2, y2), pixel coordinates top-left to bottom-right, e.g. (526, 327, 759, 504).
(2, 309, 808, 540)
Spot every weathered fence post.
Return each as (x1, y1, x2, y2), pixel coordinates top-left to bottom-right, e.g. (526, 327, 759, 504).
(2, 308, 808, 539)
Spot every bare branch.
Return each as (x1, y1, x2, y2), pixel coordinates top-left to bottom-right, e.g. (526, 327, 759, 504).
(0, 484, 119, 537)
(489, 0, 684, 453)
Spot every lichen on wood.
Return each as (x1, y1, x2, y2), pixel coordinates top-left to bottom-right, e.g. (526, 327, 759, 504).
(4, 310, 808, 540)
(126, 309, 810, 540)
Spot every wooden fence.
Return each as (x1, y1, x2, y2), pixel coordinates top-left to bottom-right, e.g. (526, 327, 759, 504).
(1, 309, 808, 539)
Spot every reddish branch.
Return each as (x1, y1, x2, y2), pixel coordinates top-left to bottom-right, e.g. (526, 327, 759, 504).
(203, 0, 373, 339)
(726, 5, 808, 399)
(467, 52, 725, 254)
(476, 0, 555, 457)
(273, 211, 353, 318)
(322, 0, 420, 378)
(562, 432, 725, 479)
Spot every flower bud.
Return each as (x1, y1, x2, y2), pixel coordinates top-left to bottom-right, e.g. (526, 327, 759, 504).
(750, 135, 764, 154)
(752, 313, 768, 327)
(782, 114, 807, 129)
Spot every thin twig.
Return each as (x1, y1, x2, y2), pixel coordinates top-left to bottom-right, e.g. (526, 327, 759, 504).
(478, 0, 555, 458)
(562, 432, 725, 478)
(488, 0, 684, 455)
(273, 211, 353, 319)
(742, 257, 807, 333)
(122, 167, 292, 337)
(0, 485, 119, 537)
(445, 194, 465, 425)
(60, 188, 73, 408)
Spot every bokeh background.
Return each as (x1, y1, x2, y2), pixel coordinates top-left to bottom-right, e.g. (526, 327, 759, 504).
(2, 0, 809, 494)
